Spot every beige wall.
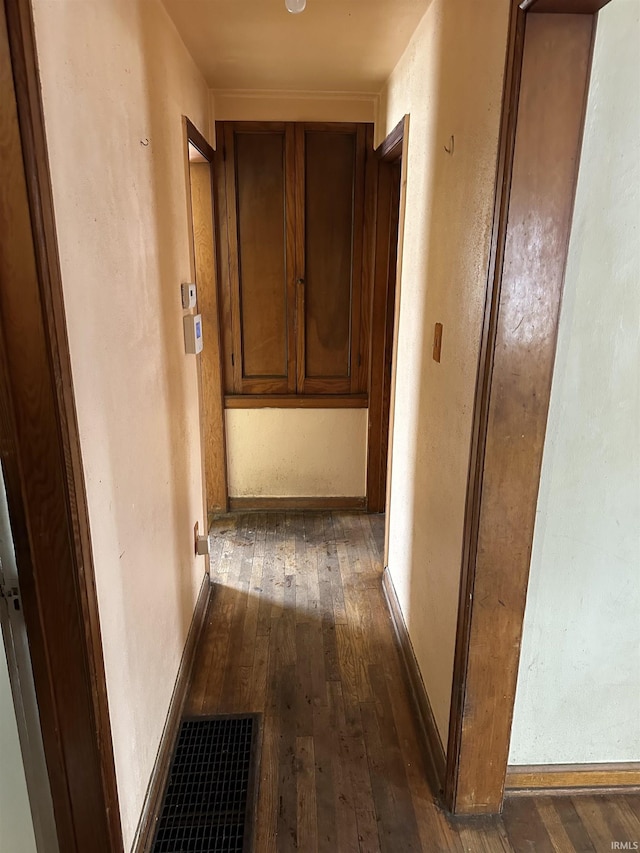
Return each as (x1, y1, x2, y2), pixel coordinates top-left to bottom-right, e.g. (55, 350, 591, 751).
(32, 1, 210, 847)
(212, 90, 376, 125)
(510, 0, 640, 765)
(377, 0, 510, 743)
(226, 409, 367, 497)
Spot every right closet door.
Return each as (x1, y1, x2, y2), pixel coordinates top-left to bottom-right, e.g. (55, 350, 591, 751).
(294, 123, 366, 395)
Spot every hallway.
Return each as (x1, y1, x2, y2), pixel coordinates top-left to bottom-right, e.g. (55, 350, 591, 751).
(184, 512, 640, 852)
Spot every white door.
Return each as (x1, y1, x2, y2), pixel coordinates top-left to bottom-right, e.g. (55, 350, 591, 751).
(0, 475, 58, 853)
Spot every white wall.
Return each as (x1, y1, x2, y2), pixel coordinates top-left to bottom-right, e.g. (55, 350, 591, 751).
(0, 645, 36, 853)
(32, 1, 210, 846)
(377, 0, 510, 743)
(1, 478, 36, 853)
(509, 0, 640, 765)
(226, 409, 367, 497)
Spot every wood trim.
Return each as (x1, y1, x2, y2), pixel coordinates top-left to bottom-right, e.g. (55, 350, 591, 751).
(366, 160, 392, 513)
(358, 123, 378, 394)
(132, 575, 212, 853)
(521, 0, 611, 12)
(228, 496, 366, 512)
(294, 122, 306, 393)
(381, 114, 409, 557)
(184, 118, 229, 516)
(298, 121, 361, 133)
(348, 123, 366, 394)
(367, 114, 407, 513)
(1, 0, 123, 848)
(381, 569, 446, 795)
(505, 763, 640, 793)
(185, 116, 214, 161)
(285, 123, 298, 396)
(223, 123, 243, 392)
(445, 1, 526, 815)
(445, 8, 597, 815)
(376, 116, 406, 162)
(213, 127, 235, 393)
(220, 119, 288, 133)
(224, 394, 368, 409)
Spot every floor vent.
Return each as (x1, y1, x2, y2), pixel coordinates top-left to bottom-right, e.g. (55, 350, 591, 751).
(152, 715, 259, 853)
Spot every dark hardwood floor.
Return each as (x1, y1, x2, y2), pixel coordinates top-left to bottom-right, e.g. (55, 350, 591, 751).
(184, 512, 640, 852)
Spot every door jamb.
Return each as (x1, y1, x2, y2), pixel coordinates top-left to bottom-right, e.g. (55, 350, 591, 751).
(183, 117, 229, 518)
(367, 115, 409, 535)
(444, 0, 612, 815)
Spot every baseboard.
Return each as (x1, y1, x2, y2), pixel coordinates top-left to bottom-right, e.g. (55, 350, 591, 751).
(132, 573, 212, 853)
(381, 567, 447, 795)
(228, 496, 366, 511)
(505, 762, 640, 796)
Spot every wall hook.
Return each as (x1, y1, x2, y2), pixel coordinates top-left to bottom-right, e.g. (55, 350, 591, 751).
(444, 135, 454, 155)
(140, 138, 149, 147)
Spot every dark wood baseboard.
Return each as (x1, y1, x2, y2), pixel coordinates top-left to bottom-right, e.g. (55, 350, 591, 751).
(381, 568, 447, 796)
(505, 763, 640, 796)
(228, 496, 367, 512)
(132, 573, 212, 853)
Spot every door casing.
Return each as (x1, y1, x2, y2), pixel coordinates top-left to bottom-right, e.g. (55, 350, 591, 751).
(444, 0, 611, 815)
(0, 0, 123, 848)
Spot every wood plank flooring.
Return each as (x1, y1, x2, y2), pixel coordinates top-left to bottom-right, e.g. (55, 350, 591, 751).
(184, 512, 640, 852)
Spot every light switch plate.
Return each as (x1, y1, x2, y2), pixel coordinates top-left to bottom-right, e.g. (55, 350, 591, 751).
(196, 535, 209, 556)
(181, 282, 197, 310)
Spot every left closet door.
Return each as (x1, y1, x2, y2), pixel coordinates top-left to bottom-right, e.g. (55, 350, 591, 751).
(219, 122, 297, 395)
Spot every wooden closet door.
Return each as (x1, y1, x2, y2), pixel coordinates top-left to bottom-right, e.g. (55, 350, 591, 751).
(295, 124, 366, 394)
(222, 122, 296, 394)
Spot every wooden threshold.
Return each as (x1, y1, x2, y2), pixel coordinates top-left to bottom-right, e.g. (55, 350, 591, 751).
(224, 394, 368, 409)
(132, 574, 212, 853)
(505, 763, 640, 795)
(382, 568, 447, 796)
(228, 496, 366, 511)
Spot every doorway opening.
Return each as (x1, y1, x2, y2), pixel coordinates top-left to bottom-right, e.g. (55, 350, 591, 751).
(192, 118, 409, 521)
(367, 117, 408, 529)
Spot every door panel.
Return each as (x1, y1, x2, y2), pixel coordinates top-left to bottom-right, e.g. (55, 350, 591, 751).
(222, 123, 296, 394)
(304, 130, 354, 380)
(236, 132, 287, 378)
(295, 124, 366, 395)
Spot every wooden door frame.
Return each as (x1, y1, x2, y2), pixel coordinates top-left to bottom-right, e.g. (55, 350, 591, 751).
(184, 117, 229, 517)
(0, 0, 123, 849)
(367, 115, 409, 517)
(444, 0, 613, 815)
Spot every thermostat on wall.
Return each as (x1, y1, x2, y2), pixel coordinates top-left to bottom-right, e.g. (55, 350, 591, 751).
(184, 313, 203, 354)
